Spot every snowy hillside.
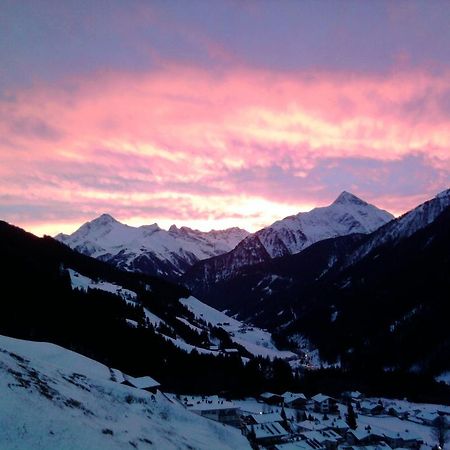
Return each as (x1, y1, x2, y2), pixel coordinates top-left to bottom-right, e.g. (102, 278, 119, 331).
(56, 214, 249, 279)
(180, 296, 296, 360)
(67, 268, 297, 362)
(0, 334, 250, 450)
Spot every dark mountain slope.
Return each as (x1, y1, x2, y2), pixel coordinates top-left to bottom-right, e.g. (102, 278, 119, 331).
(0, 221, 292, 394)
(282, 204, 450, 375)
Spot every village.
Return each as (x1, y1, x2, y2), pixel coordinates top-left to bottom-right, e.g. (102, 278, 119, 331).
(163, 389, 449, 450)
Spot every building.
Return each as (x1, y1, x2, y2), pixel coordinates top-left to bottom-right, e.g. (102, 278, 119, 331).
(183, 395, 241, 427)
(300, 429, 343, 450)
(110, 368, 160, 394)
(359, 401, 384, 416)
(246, 412, 284, 425)
(260, 392, 284, 405)
(283, 392, 308, 409)
(245, 422, 289, 446)
(380, 429, 422, 449)
(312, 394, 338, 414)
(346, 428, 384, 446)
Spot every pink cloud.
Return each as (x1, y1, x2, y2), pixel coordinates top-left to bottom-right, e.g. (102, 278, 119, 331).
(0, 65, 449, 234)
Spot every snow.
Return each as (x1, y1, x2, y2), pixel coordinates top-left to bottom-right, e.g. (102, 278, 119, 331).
(435, 371, 450, 385)
(347, 188, 450, 267)
(57, 214, 249, 277)
(180, 296, 297, 360)
(0, 334, 250, 450)
(68, 269, 137, 302)
(257, 191, 393, 258)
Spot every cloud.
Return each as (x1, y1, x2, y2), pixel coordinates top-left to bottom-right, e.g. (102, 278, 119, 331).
(0, 65, 449, 234)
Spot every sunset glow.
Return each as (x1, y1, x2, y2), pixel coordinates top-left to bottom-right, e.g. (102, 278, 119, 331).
(1, 1, 449, 235)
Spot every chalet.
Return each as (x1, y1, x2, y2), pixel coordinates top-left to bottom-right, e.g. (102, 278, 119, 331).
(122, 375, 160, 394)
(283, 392, 308, 409)
(380, 429, 422, 449)
(247, 412, 284, 425)
(415, 411, 440, 426)
(346, 428, 384, 446)
(312, 394, 338, 414)
(260, 392, 284, 405)
(110, 368, 160, 394)
(184, 395, 241, 427)
(300, 429, 343, 450)
(386, 404, 409, 419)
(297, 420, 329, 433)
(360, 401, 384, 416)
(245, 422, 289, 446)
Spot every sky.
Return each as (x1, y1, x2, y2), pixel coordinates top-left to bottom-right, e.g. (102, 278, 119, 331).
(0, 0, 449, 235)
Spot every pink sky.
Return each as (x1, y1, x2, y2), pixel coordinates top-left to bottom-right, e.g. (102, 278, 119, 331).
(0, 2, 449, 235)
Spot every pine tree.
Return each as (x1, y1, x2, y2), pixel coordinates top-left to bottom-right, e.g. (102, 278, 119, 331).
(346, 402, 357, 430)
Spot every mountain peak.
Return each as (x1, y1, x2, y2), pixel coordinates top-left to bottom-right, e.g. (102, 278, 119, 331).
(90, 213, 119, 227)
(333, 191, 367, 206)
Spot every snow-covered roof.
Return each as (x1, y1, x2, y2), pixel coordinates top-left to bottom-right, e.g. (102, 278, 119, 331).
(347, 428, 382, 441)
(297, 421, 328, 432)
(250, 412, 283, 424)
(283, 391, 307, 403)
(381, 429, 421, 442)
(311, 394, 332, 403)
(301, 430, 341, 443)
(124, 375, 160, 389)
(246, 422, 289, 439)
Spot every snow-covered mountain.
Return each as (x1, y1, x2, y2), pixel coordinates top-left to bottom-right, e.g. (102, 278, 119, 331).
(184, 191, 393, 287)
(344, 188, 450, 267)
(257, 190, 393, 258)
(0, 334, 250, 450)
(56, 214, 249, 279)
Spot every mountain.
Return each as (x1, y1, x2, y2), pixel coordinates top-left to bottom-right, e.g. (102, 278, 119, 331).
(0, 219, 299, 394)
(56, 214, 249, 279)
(281, 192, 450, 375)
(181, 189, 450, 376)
(183, 191, 393, 293)
(0, 334, 250, 450)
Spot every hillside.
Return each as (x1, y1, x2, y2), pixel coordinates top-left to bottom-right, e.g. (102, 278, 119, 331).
(0, 334, 250, 450)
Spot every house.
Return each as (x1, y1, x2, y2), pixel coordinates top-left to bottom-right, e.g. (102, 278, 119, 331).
(380, 429, 422, 449)
(283, 392, 308, 409)
(300, 429, 344, 450)
(110, 368, 160, 394)
(122, 375, 160, 394)
(260, 392, 284, 405)
(346, 427, 384, 446)
(246, 412, 284, 425)
(184, 395, 241, 427)
(297, 420, 329, 433)
(360, 401, 384, 416)
(386, 404, 409, 419)
(414, 411, 440, 426)
(245, 422, 289, 446)
(312, 394, 338, 414)
(326, 418, 350, 434)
